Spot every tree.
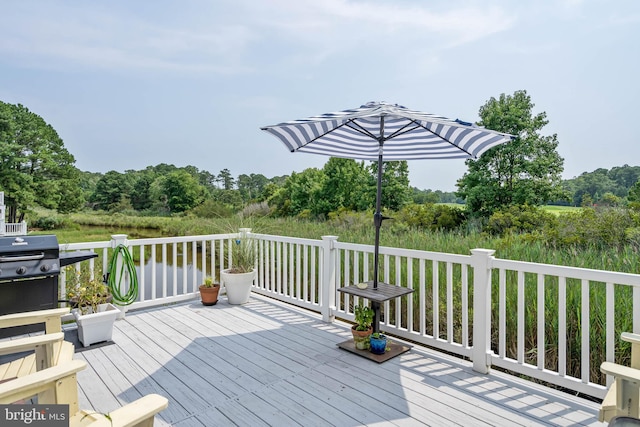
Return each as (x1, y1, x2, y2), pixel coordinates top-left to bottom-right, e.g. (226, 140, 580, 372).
(217, 169, 235, 190)
(268, 169, 325, 217)
(628, 180, 640, 203)
(161, 170, 206, 212)
(237, 173, 269, 202)
(315, 158, 371, 215)
(90, 171, 135, 211)
(457, 90, 566, 216)
(0, 101, 84, 221)
(373, 160, 411, 212)
(565, 168, 621, 206)
(129, 169, 156, 211)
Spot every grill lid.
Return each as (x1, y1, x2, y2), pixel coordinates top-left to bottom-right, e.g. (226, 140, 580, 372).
(0, 235, 60, 280)
(0, 235, 59, 255)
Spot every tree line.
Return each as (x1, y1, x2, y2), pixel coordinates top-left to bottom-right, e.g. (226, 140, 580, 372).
(2, 91, 639, 225)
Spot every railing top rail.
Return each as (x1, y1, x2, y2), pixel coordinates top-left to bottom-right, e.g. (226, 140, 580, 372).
(60, 241, 111, 251)
(127, 233, 237, 245)
(58, 233, 239, 251)
(492, 257, 640, 286)
(251, 233, 323, 246)
(334, 240, 471, 264)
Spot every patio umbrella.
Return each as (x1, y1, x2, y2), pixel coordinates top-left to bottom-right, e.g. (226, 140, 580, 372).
(261, 101, 514, 290)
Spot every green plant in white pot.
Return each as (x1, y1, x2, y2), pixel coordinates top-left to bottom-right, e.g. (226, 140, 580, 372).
(66, 275, 118, 347)
(221, 229, 257, 305)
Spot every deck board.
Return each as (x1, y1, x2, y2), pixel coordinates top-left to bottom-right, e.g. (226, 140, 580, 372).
(67, 295, 604, 426)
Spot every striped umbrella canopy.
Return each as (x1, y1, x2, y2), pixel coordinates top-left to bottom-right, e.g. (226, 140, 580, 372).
(261, 101, 514, 288)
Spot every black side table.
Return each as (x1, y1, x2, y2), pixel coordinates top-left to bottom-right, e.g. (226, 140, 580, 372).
(337, 281, 414, 362)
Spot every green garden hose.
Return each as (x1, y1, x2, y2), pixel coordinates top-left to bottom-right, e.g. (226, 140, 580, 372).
(107, 244, 138, 305)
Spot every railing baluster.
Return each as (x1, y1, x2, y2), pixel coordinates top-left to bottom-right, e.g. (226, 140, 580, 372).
(407, 256, 414, 333)
(446, 261, 453, 343)
(558, 276, 567, 377)
(139, 245, 145, 302)
(581, 279, 590, 384)
(151, 244, 156, 300)
(499, 268, 506, 358)
(537, 273, 545, 370)
(419, 258, 426, 336)
(461, 263, 469, 348)
(517, 270, 525, 365)
(606, 281, 615, 386)
(162, 243, 167, 298)
(433, 260, 439, 338)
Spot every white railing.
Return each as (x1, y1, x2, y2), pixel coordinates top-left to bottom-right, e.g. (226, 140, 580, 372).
(59, 231, 640, 399)
(0, 221, 27, 236)
(60, 233, 238, 311)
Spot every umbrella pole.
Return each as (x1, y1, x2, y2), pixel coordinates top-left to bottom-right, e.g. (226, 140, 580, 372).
(373, 148, 383, 291)
(371, 147, 384, 334)
(373, 117, 385, 292)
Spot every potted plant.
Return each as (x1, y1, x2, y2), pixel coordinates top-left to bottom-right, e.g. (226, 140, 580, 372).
(199, 276, 220, 306)
(369, 332, 388, 355)
(66, 277, 118, 347)
(220, 231, 257, 305)
(352, 304, 374, 350)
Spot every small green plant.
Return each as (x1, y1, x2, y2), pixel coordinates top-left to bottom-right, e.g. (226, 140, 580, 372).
(201, 276, 218, 288)
(354, 305, 374, 331)
(65, 269, 112, 315)
(371, 332, 383, 339)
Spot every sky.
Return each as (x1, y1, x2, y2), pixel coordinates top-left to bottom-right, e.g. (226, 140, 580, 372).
(1, 0, 639, 192)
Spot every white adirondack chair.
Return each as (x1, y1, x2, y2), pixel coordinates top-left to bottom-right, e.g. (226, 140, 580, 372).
(0, 359, 168, 426)
(600, 332, 640, 422)
(0, 308, 73, 382)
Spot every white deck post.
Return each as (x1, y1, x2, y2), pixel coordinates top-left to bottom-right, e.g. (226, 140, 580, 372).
(471, 248, 495, 374)
(321, 235, 338, 323)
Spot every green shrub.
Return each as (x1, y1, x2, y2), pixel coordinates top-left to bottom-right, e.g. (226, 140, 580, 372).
(545, 207, 635, 249)
(432, 204, 465, 231)
(484, 205, 556, 235)
(188, 199, 233, 218)
(32, 215, 77, 230)
(395, 203, 465, 231)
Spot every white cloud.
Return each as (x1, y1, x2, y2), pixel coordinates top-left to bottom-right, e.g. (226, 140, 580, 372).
(1, 2, 257, 74)
(0, 1, 516, 74)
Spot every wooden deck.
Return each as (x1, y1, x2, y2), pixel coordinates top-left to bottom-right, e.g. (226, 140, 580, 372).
(68, 295, 604, 427)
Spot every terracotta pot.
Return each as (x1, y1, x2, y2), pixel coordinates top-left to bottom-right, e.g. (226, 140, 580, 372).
(199, 284, 220, 306)
(351, 325, 373, 350)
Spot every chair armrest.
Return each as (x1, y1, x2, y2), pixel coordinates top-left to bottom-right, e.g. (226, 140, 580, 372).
(621, 333, 640, 345)
(71, 394, 169, 427)
(602, 362, 640, 382)
(0, 308, 70, 333)
(0, 359, 86, 405)
(0, 332, 64, 356)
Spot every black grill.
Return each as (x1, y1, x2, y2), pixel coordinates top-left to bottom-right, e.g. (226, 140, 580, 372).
(0, 234, 97, 338)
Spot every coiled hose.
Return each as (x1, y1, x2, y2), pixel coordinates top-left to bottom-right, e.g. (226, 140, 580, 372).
(107, 244, 138, 305)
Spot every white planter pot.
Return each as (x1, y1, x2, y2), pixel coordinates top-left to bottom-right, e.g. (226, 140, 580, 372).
(221, 269, 256, 305)
(73, 303, 119, 347)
